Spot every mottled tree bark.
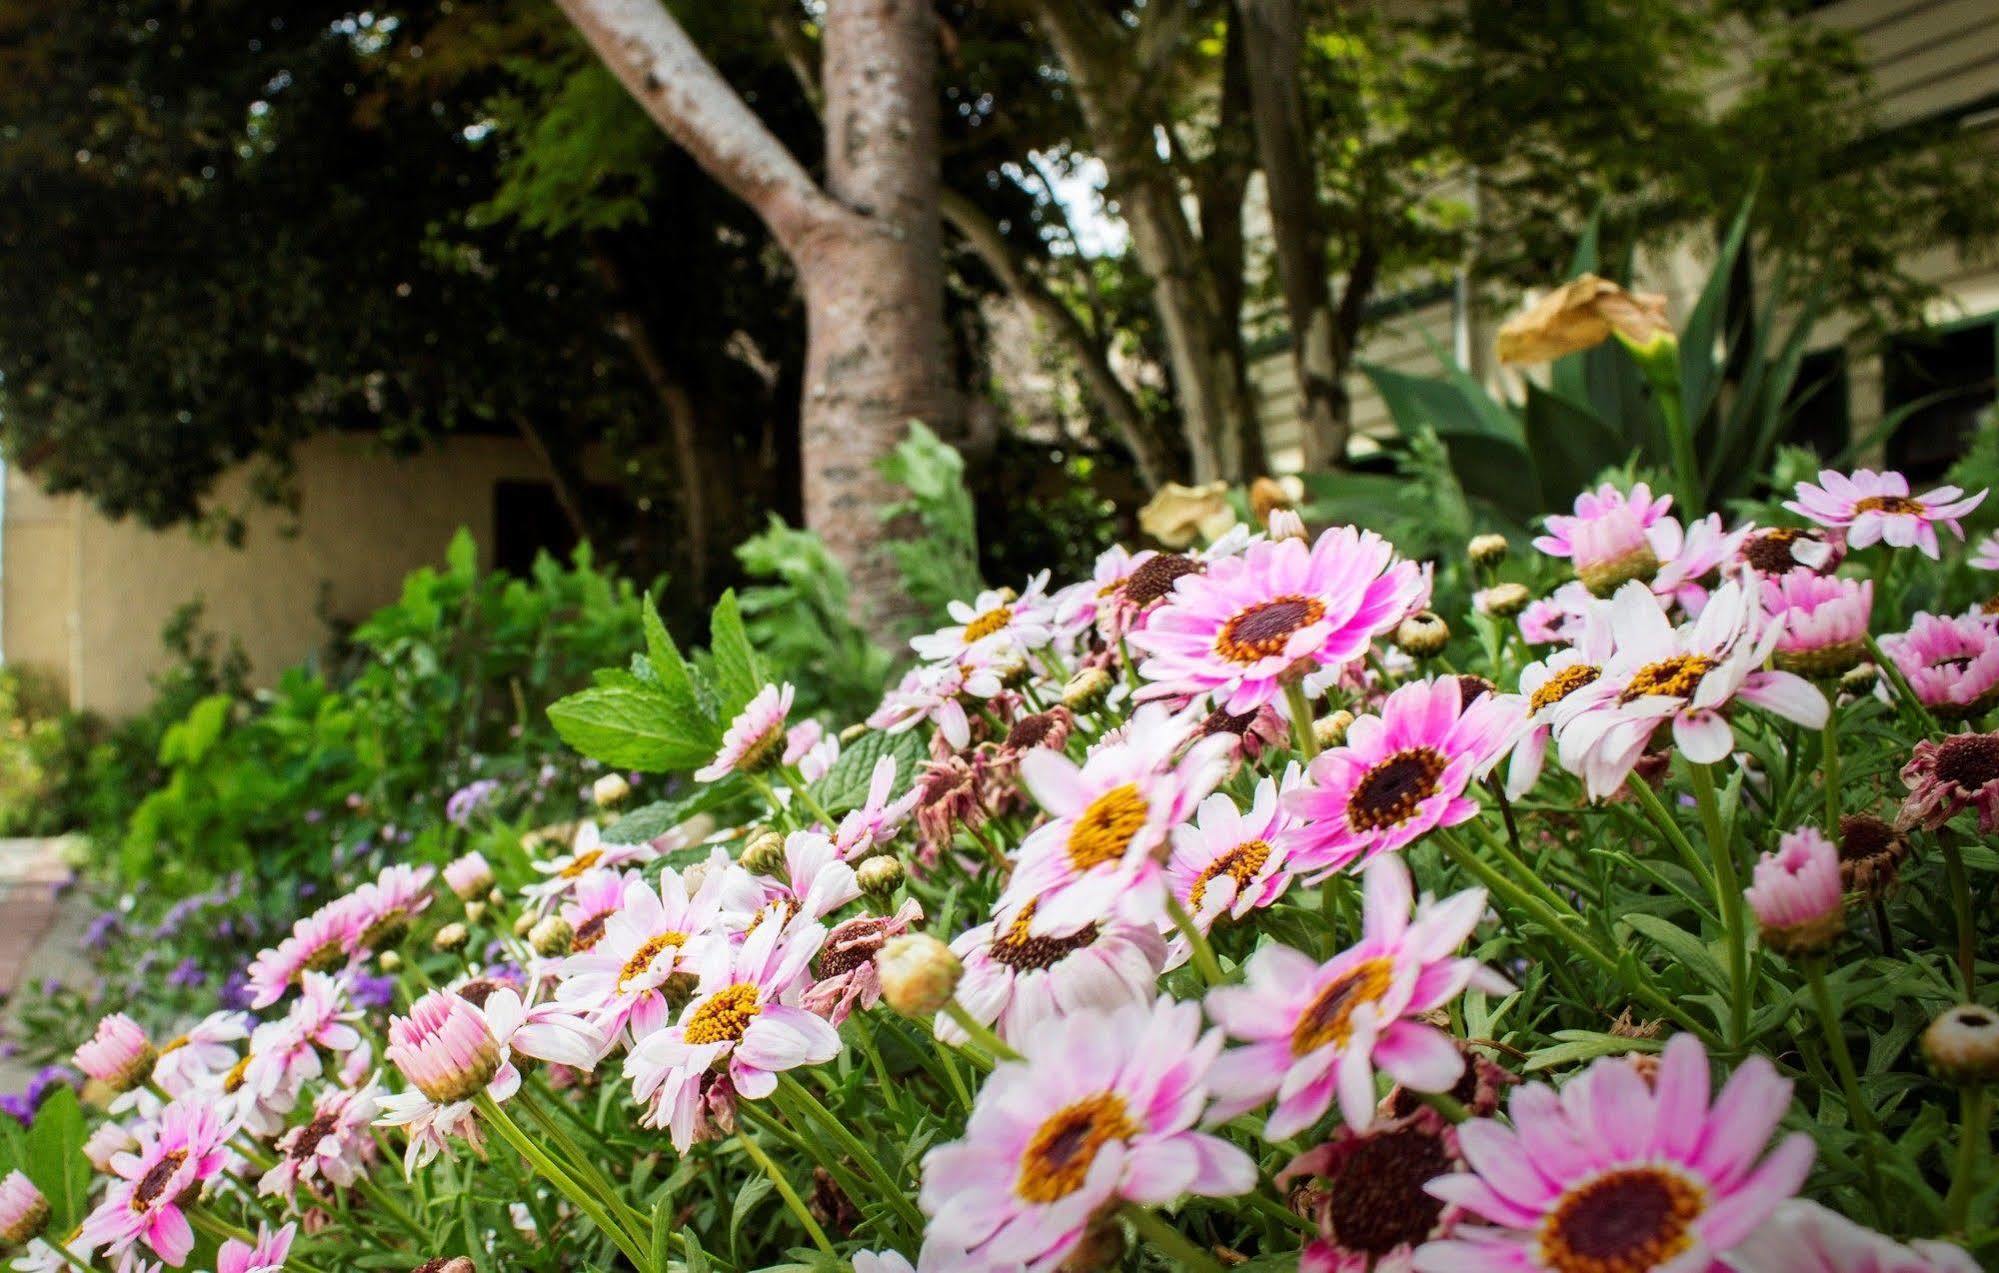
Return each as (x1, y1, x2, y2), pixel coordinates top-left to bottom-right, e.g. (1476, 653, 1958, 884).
(555, 0, 948, 641)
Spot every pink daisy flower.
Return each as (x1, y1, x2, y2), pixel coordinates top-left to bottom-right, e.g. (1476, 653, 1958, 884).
(1878, 612, 1999, 719)
(1282, 677, 1524, 879)
(867, 657, 1005, 751)
(1001, 704, 1233, 936)
(1130, 526, 1422, 714)
(1784, 468, 1986, 558)
(559, 867, 634, 956)
(1415, 1035, 1813, 1272)
(1899, 731, 1999, 834)
(240, 972, 364, 1119)
(76, 1014, 156, 1093)
(1518, 585, 1594, 647)
(1973, 532, 1999, 572)
(1647, 513, 1751, 616)
(1205, 856, 1509, 1138)
(1055, 544, 1156, 641)
(1286, 1108, 1469, 1273)
(554, 865, 730, 1042)
(717, 831, 861, 934)
(442, 850, 494, 901)
(1533, 482, 1675, 597)
(244, 897, 367, 1009)
(82, 1099, 235, 1267)
(697, 682, 795, 781)
(216, 1224, 296, 1273)
(623, 918, 840, 1151)
(918, 996, 1255, 1272)
(911, 574, 1057, 663)
(1728, 1199, 1978, 1273)
(1505, 608, 1617, 800)
(1166, 767, 1303, 934)
(345, 863, 435, 949)
(832, 756, 919, 860)
(1556, 580, 1827, 799)
(377, 987, 602, 1172)
(259, 1077, 381, 1202)
(524, 821, 657, 913)
(1762, 571, 1872, 678)
(802, 898, 924, 1027)
(937, 893, 1167, 1048)
(1744, 827, 1844, 955)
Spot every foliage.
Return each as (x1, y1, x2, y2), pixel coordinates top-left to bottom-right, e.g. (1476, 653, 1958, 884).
(876, 422, 984, 631)
(734, 516, 894, 726)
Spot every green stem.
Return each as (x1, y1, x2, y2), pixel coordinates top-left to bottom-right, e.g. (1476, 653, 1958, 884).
(1865, 633, 1934, 735)
(1939, 828, 1977, 997)
(776, 1074, 927, 1237)
(1949, 1085, 1989, 1234)
(1625, 773, 1717, 900)
(1123, 1204, 1223, 1272)
(1804, 960, 1887, 1217)
(1416, 1090, 1469, 1124)
(1284, 681, 1319, 761)
(736, 1127, 835, 1256)
(782, 764, 841, 830)
(1647, 359, 1701, 514)
(1165, 894, 1227, 987)
(517, 1093, 655, 1239)
(476, 1092, 654, 1273)
(353, 1171, 431, 1245)
(41, 1236, 95, 1273)
(943, 999, 1022, 1061)
(186, 1208, 257, 1246)
(1689, 763, 1749, 1051)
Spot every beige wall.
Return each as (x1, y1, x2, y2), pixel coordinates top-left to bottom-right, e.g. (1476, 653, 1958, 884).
(3, 432, 553, 718)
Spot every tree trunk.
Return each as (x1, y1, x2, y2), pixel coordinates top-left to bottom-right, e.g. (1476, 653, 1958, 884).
(1030, 0, 1260, 485)
(1238, 0, 1348, 472)
(554, 0, 949, 644)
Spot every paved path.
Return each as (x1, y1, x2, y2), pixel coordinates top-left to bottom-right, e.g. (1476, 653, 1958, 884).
(0, 839, 88, 1090)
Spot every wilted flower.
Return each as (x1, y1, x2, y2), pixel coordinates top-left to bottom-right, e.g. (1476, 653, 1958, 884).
(1495, 274, 1672, 365)
(1138, 480, 1237, 548)
(1899, 731, 1999, 833)
(1285, 1109, 1467, 1273)
(803, 899, 922, 1026)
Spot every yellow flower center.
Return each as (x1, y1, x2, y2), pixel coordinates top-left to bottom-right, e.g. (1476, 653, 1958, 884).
(1537, 1167, 1706, 1273)
(559, 850, 604, 879)
(1015, 1092, 1139, 1204)
(617, 931, 689, 992)
(1346, 748, 1448, 833)
(963, 606, 1013, 644)
(683, 983, 763, 1046)
(1853, 494, 1925, 517)
(1619, 654, 1717, 704)
(1065, 784, 1149, 872)
(1187, 839, 1272, 913)
(1291, 957, 1395, 1055)
(1215, 595, 1327, 664)
(1531, 664, 1601, 713)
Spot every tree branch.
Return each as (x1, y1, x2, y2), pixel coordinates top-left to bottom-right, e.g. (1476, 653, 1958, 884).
(553, 0, 847, 255)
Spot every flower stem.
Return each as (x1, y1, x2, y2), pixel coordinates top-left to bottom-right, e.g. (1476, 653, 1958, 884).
(1689, 763, 1749, 1051)
(475, 1092, 655, 1272)
(1284, 681, 1319, 761)
(942, 999, 1021, 1061)
(1123, 1204, 1223, 1272)
(776, 1073, 927, 1237)
(735, 1126, 835, 1256)
(1939, 828, 1977, 997)
(1949, 1085, 1989, 1234)
(186, 1207, 258, 1247)
(1865, 632, 1934, 735)
(782, 764, 841, 830)
(1821, 705, 1841, 834)
(1165, 894, 1227, 987)
(353, 1171, 431, 1246)
(1804, 959, 1887, 1218)
(1625, 773, 1718, 901)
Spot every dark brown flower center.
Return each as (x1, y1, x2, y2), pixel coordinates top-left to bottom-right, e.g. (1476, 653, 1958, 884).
(683, 983, 762, 1046)
(1120, 554, 1201, 608)
(1742, 527, 1828, 574)
(1004, 711, 1064, 752)
(989, 900, 1100, 971)
(1216, 595, 1327, 664)
(1200, 706, 1260, 737)
(287, 1112, 340, 1163)
(1188, 840, 1272, 912)
(1854, 494, 1925, 517)
(815, 925, 888, 979)
(1537, 1167, 1705, 1273)
(1321, 1124, 1453, 1255)
(1620, 654, 1717, 703)
(1016, 1092, 1138, 1204)
(571, 912, 611, 953)
(1066, 784, 1149, 872)
(1292, 957, 1394, 1055)
(1532, 664, 1600, 713)
(455, 978, 505, 1009)
(1347, 748, 1448, 833)
(1937, 733, 1999, 790)
(1454, 675, 1497, 708)
(1836, 814, 1900, 865)
(132, 1149, 188, 1213)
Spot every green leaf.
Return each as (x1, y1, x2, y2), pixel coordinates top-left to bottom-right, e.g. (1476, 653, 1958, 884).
(808, 728, 929, 817)
(547, 685, 715, 773)
(1622, 912, 1727, 994)
(601, 782, 742, 845)
(24, 1085, 88, 1231)
(1526, 1030, 1663, 1072)
(1362, 361, 1521, 446)
(707, 590, 764, 720)
(728, 1173, 774, 1254)
(1678, 196, 1754, 435)
(641, 594, 713, 740)
(1523, 384, 1630, 509)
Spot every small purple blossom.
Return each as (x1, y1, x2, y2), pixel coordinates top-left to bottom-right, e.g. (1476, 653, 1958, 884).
(167, 958, 206, 989)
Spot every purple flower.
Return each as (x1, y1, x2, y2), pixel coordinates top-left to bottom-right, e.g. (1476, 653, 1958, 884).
(348, 974, 396, 1011)
(84, 912, 121, 946)
(167, 958, 206, 989)
(445, 778, 502, 827)
(219, 971, 254, 1013)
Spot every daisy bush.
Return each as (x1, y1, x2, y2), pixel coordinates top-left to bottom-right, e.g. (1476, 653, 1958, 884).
(13, 453, 1999, 1273)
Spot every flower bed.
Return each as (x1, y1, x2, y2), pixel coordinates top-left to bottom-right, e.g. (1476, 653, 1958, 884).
(12, 467, 1999, 1271)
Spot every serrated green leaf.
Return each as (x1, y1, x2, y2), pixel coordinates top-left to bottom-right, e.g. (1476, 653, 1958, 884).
(642, 595, 715, 741)
(601, 782, 741, 845)
(707, 590, 764, 719)
(548, 685, 715, 772)
(809, 728, 928, 816)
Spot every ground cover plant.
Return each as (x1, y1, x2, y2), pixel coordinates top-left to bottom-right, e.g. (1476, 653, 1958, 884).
(10, 291, 1999, 1272)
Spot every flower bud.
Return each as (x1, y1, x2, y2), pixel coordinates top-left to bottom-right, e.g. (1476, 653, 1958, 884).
(443, 853, 494, 901)
(739, 829, 787, 876)
(1266, 508, 1308, 543)
(877, 934, 962, 1019)
(1924, 1005, 1999, 1085)
(433, 922, 470, 953)
(1474, 582, 1531, 618)
(0, 1171, 49, 1249)
(1394, 611, 1451, 658)
(857, 856, 904, 901)
(529, 916, 574, 958)
(1467, 534, 1509, 568)
(74, 1014, 153, 1094)
(839, 722, 870, 744)
(511, 912, 537, 939)
(82, 1123, 136, 1174)
(1313, 709, 1355, 750)
(592, 773, 632, 809)
(1743, 828, 1844, 958)
(1839, 663, 1879, 698)
(1060, 668, 1113, 712)
(463, 901, 487, 925)
(379, 950, 403, 973)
